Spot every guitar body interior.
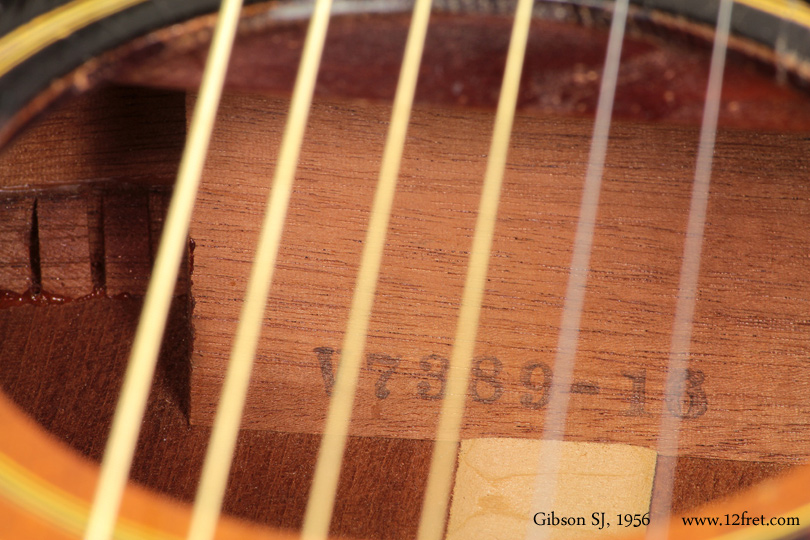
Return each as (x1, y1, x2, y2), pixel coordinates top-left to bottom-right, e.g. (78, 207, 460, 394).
(2, 0, 810, 538)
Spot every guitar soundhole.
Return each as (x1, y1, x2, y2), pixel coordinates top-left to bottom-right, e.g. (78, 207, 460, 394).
(1, 3, 809, 539)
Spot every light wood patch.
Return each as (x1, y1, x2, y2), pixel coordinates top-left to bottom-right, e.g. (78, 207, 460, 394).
(447, 439, 657, 539)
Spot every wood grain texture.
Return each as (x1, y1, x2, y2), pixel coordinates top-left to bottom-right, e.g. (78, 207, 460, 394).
(0, 389, 294, 540)
(0, 87, 184, 189)
(0, 297, 431, 540)
(110, 11, 810, 132)
(447, 439, 657, 539)
(0, 295, 793, 540)
(37, 193, 93, 298)
(652, 456, 794, 515)
(103, 189, 152, 296)
(188, 92, 810, 463)
(0, 5, 809, 539)
(0, 194, 34, 294)
(149, 187, 190, 295)
(0, 183, 185, 301)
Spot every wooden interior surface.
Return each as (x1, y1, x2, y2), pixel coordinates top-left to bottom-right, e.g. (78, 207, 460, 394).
(0, 379, 293, 540)
(189, 91, 810, 462)
(110, 10, 810, 131)
(2, 5, 810, 539)
(0, 282, 795, 539)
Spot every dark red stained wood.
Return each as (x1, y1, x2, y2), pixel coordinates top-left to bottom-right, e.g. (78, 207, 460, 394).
(0, 87, 185, 190)
(103, 189, 152, 296)
(110, 11, 810, 132)
(86, 190, 106, 291)
(148, 187, 190, 296)
(0, 294, 796, 540)
(37, 194, 94, 298)
(0, 6, 807, 538)
(0, 295, 432, 540)
(185, 91, 810, 463)
(653, 456, 795, 517)
(0, 195, 34, 295)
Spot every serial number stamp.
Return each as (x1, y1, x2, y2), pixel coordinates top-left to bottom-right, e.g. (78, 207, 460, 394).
(313, 346, 708, 418)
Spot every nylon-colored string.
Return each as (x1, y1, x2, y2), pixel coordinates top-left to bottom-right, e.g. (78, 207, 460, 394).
(774, 0, 798, 84)
(414, 0, 533, 538)
(298, 0, 432, 538)
(184, 0, 334, 539)
(647, 1, 734, 538)
(0, 1, 804, 540)
(2, 0, 809, 82)
(83, 1, 245, 539)
(0, 450, 178, 540)
(0, 0, 147, 76)
(525, 2, 628, 538)
(736, 0, 810, 26)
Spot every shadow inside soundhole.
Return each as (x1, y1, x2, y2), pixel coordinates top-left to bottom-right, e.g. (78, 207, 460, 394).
(0, 83, 799, 540)
(0, 85, 436, 539)
(0, 285, 433, 540)
(2, 2, 810, 532)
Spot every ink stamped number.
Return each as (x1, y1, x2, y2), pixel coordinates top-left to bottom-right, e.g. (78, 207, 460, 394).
(312, 347, 708, 418)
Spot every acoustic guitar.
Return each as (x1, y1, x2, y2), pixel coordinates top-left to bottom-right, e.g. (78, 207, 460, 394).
(1, 0, 810, 539)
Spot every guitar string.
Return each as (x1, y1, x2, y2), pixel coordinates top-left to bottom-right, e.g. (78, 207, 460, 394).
(774, 0, 798, 85)
(299, 0, 433, 536)
(0, 3, 800, 540)
(2, 0, 808, 79)
(414, 0, 534, 537)
(1, 1, 788, 540)
(57, 3, 792, 540)
(151, 4, 792, 540)
(184, 0, 334, 538)
(83, 0, 246, 539)
(0, 0, 148, 75)
(71, 3, 810, 540)
(524, 2, 628, 538)
(646, 0, 733, 537)
(737, 0, 810, 27)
